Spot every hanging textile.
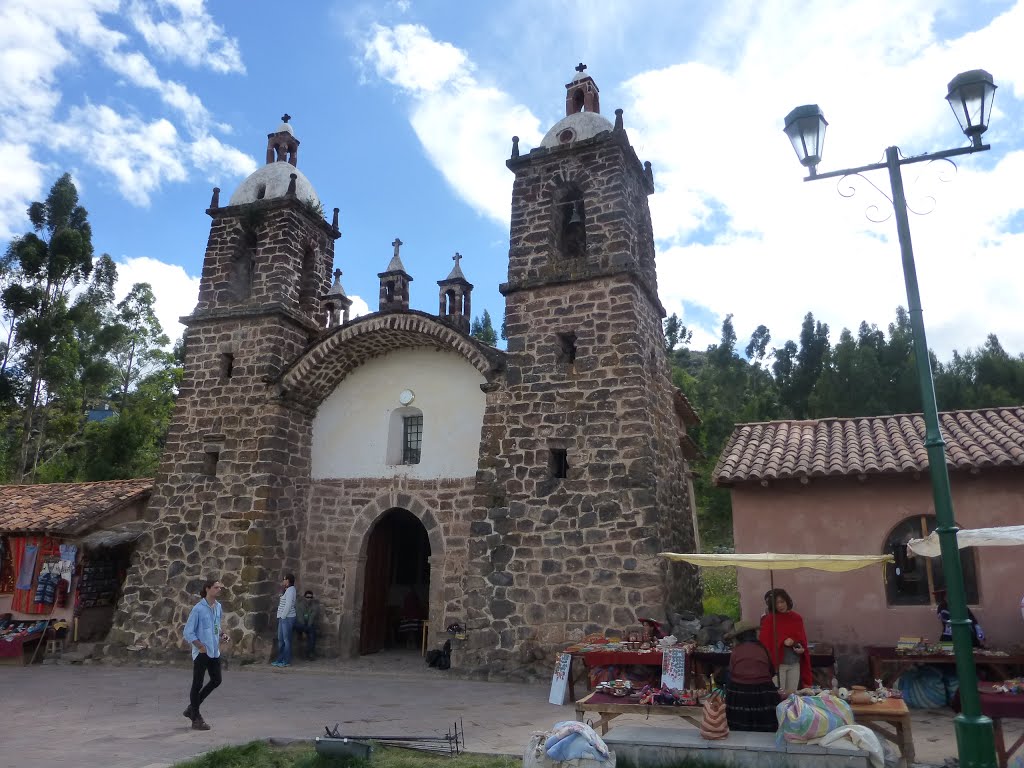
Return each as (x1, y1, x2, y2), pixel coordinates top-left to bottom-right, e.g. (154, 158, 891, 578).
(16, 543, 38, 589)
(10, 537, 60, 614)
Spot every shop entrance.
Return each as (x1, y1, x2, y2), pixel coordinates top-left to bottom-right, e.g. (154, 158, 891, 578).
(358, 508, 430, 655)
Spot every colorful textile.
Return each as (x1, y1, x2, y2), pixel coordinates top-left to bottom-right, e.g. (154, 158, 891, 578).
(760, 610, 812, 688)
(16, 544, 38, 589)
(10, 537, 59, 614)
(775, 693, 854, 745)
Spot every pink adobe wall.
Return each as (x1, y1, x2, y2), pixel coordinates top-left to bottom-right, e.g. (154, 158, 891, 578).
(730, 470, 1024, 679)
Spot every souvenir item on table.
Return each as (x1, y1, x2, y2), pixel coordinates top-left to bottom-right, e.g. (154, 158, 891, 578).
(849, 685, 875, 705)
(992, 679, 1023, 695)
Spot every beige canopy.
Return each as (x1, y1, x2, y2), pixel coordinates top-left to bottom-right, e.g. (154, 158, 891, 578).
(659, 552, 895, 572)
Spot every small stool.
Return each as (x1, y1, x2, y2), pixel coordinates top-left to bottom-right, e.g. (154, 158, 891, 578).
(45, 638, 64, 658)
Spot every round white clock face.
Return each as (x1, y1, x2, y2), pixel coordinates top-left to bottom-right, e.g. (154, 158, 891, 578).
(399, 389, 415, 406)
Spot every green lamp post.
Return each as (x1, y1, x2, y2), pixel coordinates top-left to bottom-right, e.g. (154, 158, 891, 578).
(783, 69, 998, 768)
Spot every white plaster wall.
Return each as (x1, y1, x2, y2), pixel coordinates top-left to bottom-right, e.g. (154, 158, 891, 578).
(311, 347, 487, 479)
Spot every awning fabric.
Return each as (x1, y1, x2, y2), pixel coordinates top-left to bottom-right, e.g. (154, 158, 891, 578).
(659, 552, 894, 572)
(906, 525, 1024, 558)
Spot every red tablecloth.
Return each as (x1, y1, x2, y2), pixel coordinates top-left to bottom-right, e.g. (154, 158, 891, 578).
(979, 691, 1024, 720)
(0, 635, 36, 658)
(579, 650, 664, 667)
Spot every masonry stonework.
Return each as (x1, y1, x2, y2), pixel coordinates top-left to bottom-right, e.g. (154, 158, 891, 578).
(108, 76, 700, 674)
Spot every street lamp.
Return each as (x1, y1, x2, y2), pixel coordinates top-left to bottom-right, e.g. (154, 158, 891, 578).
(784, 70, 998, 768)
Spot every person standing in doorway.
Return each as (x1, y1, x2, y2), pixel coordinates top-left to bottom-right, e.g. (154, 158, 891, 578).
(295, 589, 321, 661)
(271, 573, 297, 667)
(182, 578, 229, 730)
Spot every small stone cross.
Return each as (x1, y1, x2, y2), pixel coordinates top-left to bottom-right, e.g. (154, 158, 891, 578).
(453, 252, 462, 266)
(281, 113, 291, 123)
(392, 238, 403, 258)
(575, 62, 587, 73)
(333, 268, 342, 280)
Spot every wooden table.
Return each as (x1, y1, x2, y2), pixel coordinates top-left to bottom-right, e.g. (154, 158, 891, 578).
(867, 646, 1024, 687)
(575, 691, 703, 735)
(953, 687, 1024, 768)
(849, 698, 915, 764)
(567, 650, 665, 701)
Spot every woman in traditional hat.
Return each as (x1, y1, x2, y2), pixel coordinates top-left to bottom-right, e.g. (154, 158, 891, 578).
(933, 588, 985, 647)
(759, 588, 812, 693)
(725, 619, 779, 732)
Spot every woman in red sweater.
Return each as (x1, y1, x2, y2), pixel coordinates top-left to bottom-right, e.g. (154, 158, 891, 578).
(758, 588, 812, 693)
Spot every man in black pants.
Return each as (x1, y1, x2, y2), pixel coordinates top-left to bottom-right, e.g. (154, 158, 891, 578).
(182, 578, 229, 730)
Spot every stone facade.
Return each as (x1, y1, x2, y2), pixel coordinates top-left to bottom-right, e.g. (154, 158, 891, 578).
(110, 71, 700, 674)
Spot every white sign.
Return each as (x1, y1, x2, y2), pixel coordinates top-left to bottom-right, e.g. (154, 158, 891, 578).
(549, 652, 572, 705)
(661, 647, 687, 690)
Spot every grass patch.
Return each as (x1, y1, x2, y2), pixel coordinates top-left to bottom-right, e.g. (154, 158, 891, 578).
(172, 742, 520, 768)
(700, 566, 740, 621)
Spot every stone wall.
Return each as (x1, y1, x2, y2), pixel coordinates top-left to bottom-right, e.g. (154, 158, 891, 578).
(462, 125, 699, 678)
(108, 199, 332, 660)
(299, 477, 475, 656)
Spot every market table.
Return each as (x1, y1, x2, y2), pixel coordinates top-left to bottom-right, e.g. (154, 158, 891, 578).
(952, 687, 1024, 768)
(848, 697, 915, 764)
(574, 691, 704, 735)
(691, 645, 837, 688)
(567, 650, 666, 701)
(867, 646, 1024, 687)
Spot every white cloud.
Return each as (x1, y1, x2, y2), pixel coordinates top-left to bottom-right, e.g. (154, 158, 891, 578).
(0, 146, 46, 239)
(128, 0, 245, 74)
(619, 1, 1024, 357)
(51, 105, 187, 207)
(362, 23, 543, 225)
(114, 256, 200, 344)
(0, 0, 250, 234)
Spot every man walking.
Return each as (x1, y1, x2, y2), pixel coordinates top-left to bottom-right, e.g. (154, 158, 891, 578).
(182, 578, 228, 731)
(295, 589, 321, 661)
(271, 573, 297, 667)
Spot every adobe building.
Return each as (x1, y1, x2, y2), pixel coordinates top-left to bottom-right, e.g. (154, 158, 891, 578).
(714, 407, 1024, 679)
(109, 67, 701, 676)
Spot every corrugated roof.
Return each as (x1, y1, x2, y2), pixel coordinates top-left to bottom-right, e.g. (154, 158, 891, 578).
(0, 478, 153, 534)
(713, 407, 1024, 486)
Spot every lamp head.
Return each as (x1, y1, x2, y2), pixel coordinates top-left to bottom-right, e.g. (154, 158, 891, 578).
(946, 69, 996, 148)
(783, 104, 828, 176)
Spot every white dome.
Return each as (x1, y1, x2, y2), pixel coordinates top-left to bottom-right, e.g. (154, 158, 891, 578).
(540, 111, 614, 148)
(274, 122, 294, 135)
(228, 161, 320, 207)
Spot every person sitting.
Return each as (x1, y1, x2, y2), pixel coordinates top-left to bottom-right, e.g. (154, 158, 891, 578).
(725, 619, 779, 733)
(759, 588, 812, 693)
(294, 589, 321, 661)
(934, 589, 985, 647)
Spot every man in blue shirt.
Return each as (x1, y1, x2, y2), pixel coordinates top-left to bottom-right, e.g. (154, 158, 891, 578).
(182, 578, 229, 730)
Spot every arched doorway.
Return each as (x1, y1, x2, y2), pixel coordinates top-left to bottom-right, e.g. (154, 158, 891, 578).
(359, 508, 431, 655)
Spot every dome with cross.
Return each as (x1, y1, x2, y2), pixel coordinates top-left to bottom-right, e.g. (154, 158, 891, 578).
(539, 63, 613, 148)
(228, 114, 320, 208)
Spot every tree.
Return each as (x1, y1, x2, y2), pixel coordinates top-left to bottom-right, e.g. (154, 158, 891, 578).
(745, 325, 771, 363)
(663, 313, 693, 354)
(3, 173, 95, 480)
(470, 309, 498, 346)
(111, 283, 171, 409)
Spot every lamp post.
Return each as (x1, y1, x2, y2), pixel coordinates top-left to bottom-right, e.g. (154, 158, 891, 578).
(784, 70, 998, 768)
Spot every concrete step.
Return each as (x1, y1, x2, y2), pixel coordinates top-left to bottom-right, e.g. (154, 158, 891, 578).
(603, 725, 870, 768)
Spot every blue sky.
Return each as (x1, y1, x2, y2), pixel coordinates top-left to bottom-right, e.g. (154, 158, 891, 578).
(1, 0, 1022, 358)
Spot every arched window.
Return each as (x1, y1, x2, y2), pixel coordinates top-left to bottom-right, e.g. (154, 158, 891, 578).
(386, 406, 423, 466)
(555, 187, 586, 259)
(883, 515, 979, 606)
(229, 232, 256, 301)
(299, 242, 317, 308)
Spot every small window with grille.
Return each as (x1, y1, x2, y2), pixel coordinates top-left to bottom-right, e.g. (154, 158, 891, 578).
(402, 414, 423, 465)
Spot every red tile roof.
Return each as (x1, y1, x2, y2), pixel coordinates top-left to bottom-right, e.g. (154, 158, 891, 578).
(0, 478, 153, 534)
(713, 407, 1024, 486)
(673, 389, 701, 426)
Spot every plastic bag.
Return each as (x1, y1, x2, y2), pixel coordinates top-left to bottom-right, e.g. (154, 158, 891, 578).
(775, 693, 854, 745)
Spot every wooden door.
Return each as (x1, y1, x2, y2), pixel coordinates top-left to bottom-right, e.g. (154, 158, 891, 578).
(359, 520, 392, 654)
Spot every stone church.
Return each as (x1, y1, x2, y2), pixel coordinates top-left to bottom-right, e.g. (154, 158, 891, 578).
(110, 66, 701, 676)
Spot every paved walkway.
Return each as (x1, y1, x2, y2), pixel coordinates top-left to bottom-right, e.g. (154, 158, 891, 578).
(0, 654, 1016, 768)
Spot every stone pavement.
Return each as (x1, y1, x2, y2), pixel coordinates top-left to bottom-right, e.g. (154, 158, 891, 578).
(0, 653, 1017, 768)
